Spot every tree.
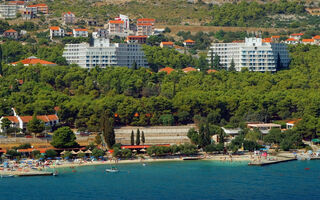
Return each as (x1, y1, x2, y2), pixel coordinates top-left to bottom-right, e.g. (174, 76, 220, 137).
(213, 53, 221, 70)
(45, 149, 57, 158)
(263, 128, 283, 145)
(210, 50, 214, 69)
(1, 117, 11, 134)
(136, 129, 140, 145)
(92, 148, 105, 158)
(27, 115, 45, 136)
(229, 58, 236, 71)
(131, 130, 134, 145)
(100, 110, 115, 149)
(51, 126, 79, 148)
(0, 45, 2, 76)
(276, 53, 283, 70)
(141, 131, 145, 144)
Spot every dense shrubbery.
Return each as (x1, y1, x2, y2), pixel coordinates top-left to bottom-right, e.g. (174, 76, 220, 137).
(1, 45, 320, 140)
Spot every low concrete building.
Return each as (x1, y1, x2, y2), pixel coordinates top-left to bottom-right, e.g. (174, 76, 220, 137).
(247, 123, 281, 134)
(160, 41, 174, 48)
(114, 124, 196, 145)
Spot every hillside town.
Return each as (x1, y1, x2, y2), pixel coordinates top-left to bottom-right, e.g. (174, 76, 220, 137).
(0, 0, 320, 189)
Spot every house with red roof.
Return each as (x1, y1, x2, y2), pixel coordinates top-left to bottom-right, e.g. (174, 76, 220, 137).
(137, 23, 154, 36)
(301, 38, 315, 45)
(49, 26, 65, 39)
(3, 29, 18, 39)
(290, 33, 304, 41)
(271, 35, 280, 43)
(313, 35, 320, 44)
(0, 108, 59, 133)
(182, 67, 197, 73)
(108, 20, 127, 37)
(285, 38, 299, 45)
(183, 39, 195, 48)
(73, 28, 88, 37)
(160, 41, 174, 48)
(126, 35, 148, 44)
(27, 3, 48, 14)
(286, 119, 301, 129)
(159, 67, 174, 74)
(63, 11, 76, 24)
(11, 56, 57, 66)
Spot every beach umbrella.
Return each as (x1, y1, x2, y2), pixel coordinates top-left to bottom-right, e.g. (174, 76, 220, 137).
(60, 150, 67, 155)
(77, 150, 84, 154)
(140, 149, 146, 152)
(85, 149, 92, 154)
(132, 150, 137, 152)
(71, 150, 77, 154)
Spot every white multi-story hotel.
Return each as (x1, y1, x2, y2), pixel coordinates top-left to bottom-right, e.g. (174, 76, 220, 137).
(207, 38, 290, 72)
(63, 38, 148, 68)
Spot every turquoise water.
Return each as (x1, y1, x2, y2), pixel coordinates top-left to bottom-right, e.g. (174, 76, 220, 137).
(1, 160, 320, 200)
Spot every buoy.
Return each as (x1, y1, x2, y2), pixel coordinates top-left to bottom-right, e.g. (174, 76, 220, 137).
(305, 168, 310, 170)
(72, 170, 76, 172)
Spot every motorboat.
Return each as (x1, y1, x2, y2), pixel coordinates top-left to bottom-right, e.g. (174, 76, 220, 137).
(106, 167, 119, 173)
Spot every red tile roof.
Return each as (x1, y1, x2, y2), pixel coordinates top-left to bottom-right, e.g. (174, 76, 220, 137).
(286, 38, 297, 41)
(4, 29, 17, 33)
(8, 1, 25, 5)
(28, 4, 48, 7)
(159, 67, 174, 74)
(127, 35, 148, 39)
(161, 41, 174, 45)
(271, 35, 280, 38)
(302, 39, 314, 43)
(262, 38, 272, 43)
(3, 116, 19, 123)
(109, 20, 124, 24)
(19, 115, 58, 123)
(19, 116, 33, 123)
(74, 28, 88, 32)
(50, 26, 60, 31)
(63, 11, 74, 15)
(121, 144, 169, 149)
(182, 67, 197, 73)
(137, 23, 153, 26)
(313, 35, 320, 40)
(184, 39, 195, 43)
(11, 57, 56, 66)
(137, 18, 155, 22)
(291, 33, 304, 36)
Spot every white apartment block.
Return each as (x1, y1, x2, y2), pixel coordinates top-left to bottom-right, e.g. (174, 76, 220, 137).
(207, 38, 290, 72)
(0, 5, 17, 19)
(63, 38, 148, 69)
(108, 20, 128, 37)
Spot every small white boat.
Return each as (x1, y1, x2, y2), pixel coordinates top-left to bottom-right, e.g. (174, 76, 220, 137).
(106, 167, 119, 173)
(142, 163, 146, 166)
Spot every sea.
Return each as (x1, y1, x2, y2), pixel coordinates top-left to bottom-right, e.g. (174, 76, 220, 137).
(1, 160, 320, 200)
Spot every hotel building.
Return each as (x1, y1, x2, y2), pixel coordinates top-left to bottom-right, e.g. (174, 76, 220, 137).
(207, 38, 290, 72)
(63, 38, 148, 69)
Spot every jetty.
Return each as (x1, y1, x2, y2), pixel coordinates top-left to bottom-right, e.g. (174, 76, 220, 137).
(0, 170, 54, 177)
(248, 157, 297, 166)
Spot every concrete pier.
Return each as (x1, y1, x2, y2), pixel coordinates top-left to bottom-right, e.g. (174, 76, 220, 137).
(0, 170, 54, 177)
(248, 158, 297, 166)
